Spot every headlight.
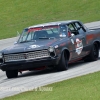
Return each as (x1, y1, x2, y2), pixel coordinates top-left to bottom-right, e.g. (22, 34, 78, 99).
(0, 53, 3, 59)
(48, 47, 56, 57)
(48, 46, 54, 52)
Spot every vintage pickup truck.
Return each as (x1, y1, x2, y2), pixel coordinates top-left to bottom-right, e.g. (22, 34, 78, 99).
(0, 20, 100, 78)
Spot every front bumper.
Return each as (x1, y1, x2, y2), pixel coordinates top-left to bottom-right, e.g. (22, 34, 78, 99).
(0, 57, 58, 71)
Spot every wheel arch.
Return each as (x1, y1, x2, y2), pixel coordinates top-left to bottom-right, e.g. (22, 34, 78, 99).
(61, 48, 70, 61)
(93, 40, 100, 49)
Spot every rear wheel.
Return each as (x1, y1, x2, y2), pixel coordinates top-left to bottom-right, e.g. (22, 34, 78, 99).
(84, 43, 99, 62)
(6, 70, 18, 79)
(56, 51, 68, 71)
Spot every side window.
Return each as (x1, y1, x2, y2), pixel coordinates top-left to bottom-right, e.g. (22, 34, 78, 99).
(68, 23, 79, 36)
(68, 24, 75, 31)
(74, 22, 86, 34)
(75, 23, 81, 28)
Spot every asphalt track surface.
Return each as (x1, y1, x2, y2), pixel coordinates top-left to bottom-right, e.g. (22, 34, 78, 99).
(0, 21, 100, 99)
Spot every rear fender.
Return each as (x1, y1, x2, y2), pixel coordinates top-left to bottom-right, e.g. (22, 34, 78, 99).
(92, 40, 100, 49)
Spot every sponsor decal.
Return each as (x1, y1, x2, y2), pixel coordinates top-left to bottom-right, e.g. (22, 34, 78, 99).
(29, 45, 40, 49)
(75, 38, 83, 55)
(28, 26, 58, 32)
(28, 28, 42, 32)
(55, 45, 58, 48)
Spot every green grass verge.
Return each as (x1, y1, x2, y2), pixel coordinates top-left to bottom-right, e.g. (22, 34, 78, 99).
(0, 0, 100, 39)
(2, 71, 100, 100)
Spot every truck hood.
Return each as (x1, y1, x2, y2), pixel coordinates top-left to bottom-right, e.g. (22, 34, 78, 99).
(2, 39, 60, 54)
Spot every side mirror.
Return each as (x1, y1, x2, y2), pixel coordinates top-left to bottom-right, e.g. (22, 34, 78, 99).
(14, 41, 17, 45)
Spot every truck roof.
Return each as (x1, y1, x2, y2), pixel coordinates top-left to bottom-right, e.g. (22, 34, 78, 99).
(27, 20, 79, 29)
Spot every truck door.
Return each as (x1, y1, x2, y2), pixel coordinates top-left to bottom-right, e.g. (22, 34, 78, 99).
(67, 22, 86, 59)
(74, 22, 87, 56)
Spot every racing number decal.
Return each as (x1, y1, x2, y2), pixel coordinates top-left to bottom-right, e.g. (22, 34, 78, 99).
(75, 38, 83, 55)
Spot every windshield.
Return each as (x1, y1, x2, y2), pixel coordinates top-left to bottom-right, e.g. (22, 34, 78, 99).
(18, 25, 67, 43)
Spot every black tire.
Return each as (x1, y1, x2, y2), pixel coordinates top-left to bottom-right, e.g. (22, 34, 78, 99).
(84, 43, 99, 62)
(6, 70, 18, 79)
(56, 51, 68, 71)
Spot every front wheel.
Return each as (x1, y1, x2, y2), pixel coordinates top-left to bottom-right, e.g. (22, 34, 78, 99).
(6, 70, 18, 79)
(56, 51, 68, 71)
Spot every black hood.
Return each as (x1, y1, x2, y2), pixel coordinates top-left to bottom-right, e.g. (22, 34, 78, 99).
(2, 39, 60, 54)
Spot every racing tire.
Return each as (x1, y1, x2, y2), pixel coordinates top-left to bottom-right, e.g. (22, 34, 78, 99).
(56, 51, 68, 71)
(84, 43, 99, 62)
(6, 70, 18, 79)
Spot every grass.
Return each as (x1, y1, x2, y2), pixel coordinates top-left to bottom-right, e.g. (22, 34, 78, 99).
(2, 71, 100, 100)
(0, 0, 100, 39)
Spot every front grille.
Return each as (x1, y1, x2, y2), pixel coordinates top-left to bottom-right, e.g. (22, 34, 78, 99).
(4, 50, 49, 62)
